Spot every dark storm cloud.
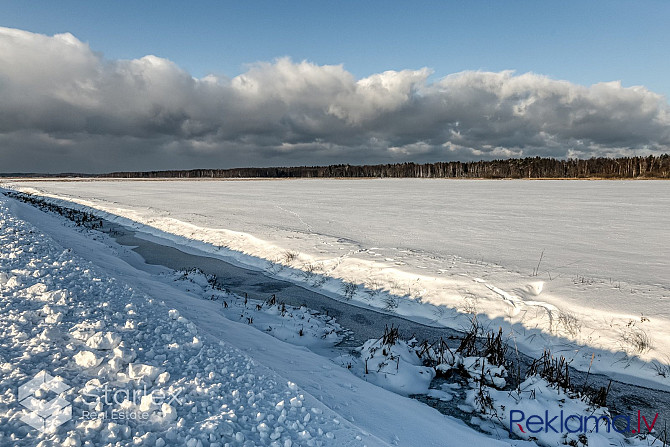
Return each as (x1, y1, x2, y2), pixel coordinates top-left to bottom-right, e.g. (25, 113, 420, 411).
(1, 27, 669, 173)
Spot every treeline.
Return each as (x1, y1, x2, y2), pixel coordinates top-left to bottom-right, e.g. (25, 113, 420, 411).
(104, 155, 670, 179)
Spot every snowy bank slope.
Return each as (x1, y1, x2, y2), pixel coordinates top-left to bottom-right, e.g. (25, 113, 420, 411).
(0, 193, 524, 446)
(4, 179, 669, 392)
(0, 196, 370, 446)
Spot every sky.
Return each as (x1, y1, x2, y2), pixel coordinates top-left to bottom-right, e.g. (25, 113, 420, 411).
(0, 0, 669, 173)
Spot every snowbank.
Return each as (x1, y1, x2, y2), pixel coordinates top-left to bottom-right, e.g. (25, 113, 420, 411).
(0, 196, 365, 446)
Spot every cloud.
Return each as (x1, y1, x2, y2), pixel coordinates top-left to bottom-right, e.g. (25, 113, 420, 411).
(0, 27, 669, 173)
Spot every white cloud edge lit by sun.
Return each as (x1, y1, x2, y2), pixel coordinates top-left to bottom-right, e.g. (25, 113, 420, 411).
(0, 26, 669, 172)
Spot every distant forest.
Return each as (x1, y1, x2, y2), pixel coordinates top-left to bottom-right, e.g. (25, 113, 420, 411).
(2, 155, 669, 179)
(103, 155, 670, 179)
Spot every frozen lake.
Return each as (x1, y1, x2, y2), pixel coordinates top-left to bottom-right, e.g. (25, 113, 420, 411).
(5, 178, 670, 387)
(11, 178, 668, 286)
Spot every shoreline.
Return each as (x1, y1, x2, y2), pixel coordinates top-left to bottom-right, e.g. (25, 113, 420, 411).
(2, 176, 670, 181)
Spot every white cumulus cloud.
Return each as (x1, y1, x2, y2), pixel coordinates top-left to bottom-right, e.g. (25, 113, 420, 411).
(0, 27, 668, 172)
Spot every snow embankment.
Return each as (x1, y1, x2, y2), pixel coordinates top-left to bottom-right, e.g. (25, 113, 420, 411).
(0, 196, 367, 446)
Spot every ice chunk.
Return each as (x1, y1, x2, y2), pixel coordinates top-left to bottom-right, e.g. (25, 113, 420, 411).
(86, 331, 121, 350)
(74, 350, 102, 368)
(128, 363, 162, 383)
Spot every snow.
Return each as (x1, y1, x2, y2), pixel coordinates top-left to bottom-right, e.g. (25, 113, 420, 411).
(0, 190, 527, 445)
(3, 178, 668, 393)
(0, 196, 367, 445)
(85, 332, 122, 350)
(166, 268, 344, 349)
(467, 376, 658, 447)
(74, 351, 103, 368)
(426, 388, 453, 402)
(336, 333, 436, 396)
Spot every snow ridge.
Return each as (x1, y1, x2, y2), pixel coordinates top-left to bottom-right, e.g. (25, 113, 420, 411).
(0, 196, 364, 446)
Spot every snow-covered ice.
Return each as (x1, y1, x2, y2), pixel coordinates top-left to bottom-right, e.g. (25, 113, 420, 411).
(166, 267, 344, 349)
(0, 189, 533, 446)
(3, 178, 668, 393)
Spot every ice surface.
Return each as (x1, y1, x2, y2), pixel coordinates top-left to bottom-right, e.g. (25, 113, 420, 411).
(3, 179, 669, 391)
(0, 191, 525, 446)
(6, 179, 667, 284)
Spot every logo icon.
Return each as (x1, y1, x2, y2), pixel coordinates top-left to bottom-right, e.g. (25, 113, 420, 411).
(18, 371, 72, 432)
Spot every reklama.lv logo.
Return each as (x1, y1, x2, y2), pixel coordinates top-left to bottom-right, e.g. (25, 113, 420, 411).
(510, 410, 659, 435)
